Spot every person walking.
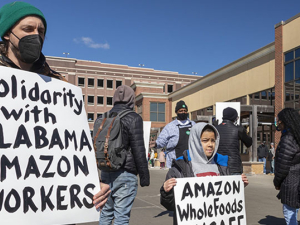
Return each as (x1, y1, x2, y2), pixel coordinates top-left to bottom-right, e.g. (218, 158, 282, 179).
(215, 107, 252, 175)
(257, 141, 269, 174)
(274, 108, 300, 225)
(150, 148, 155, 168)
(99, 85, 150, 225)
(159, 149, 166, 169)
(155, 100, 195, 168)
(269, 142, 275, 174)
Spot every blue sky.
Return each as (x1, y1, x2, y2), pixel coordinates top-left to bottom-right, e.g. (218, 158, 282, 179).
(2, 0, 300, 76)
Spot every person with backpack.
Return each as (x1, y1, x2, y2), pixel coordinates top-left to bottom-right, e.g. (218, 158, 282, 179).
(94, 85, 150, 225)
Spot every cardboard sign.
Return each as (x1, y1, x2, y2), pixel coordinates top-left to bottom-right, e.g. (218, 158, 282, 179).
(0, 67, 100, 225)
(174, 176, 246, 225)
(216, 102, 241, 125)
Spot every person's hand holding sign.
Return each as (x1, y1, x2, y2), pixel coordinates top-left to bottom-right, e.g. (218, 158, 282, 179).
(241, 174, 249, 187)
(93, 183, 111, 210)
(163, 178, 177, 192)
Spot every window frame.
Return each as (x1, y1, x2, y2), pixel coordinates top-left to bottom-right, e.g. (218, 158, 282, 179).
(87, 78, 95, 88)
(106, 96, 113, 106)
(87, 113, 94, 123)
(150, 102, 165, 122)
(97, 96, 104, 105)
(78, 77, 85, 87)
(97, 79, 104, 88)
(107, 80, 113, 89)
(87, 95, 94, 105)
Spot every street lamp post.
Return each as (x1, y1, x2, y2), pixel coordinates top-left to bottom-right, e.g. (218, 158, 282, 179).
(63, 52, 70, 58)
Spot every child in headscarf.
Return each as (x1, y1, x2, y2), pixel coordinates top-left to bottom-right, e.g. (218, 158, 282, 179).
(160, 123, 248, 225)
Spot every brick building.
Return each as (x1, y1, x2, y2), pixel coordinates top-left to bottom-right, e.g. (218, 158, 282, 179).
(168, 12, 300, 173)
(45, 57, 199, 136)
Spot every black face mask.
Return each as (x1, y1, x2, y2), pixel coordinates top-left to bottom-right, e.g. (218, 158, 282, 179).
(11, 32, 43, 64)
(177, 113, 188, 121)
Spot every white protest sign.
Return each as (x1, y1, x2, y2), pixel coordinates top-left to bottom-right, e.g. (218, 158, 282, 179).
(143, 121, 151, 160)
(174, 176, 246, 225)
(216, 102, 241, 125)
(0, 67, 100, 225)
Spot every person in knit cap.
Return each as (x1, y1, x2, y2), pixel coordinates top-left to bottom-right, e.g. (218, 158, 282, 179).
(215, 107, 252, 175)
(0, 1, 110, 220)
(155, 100, 195, 168)
(0, 2, 64, 79)
(99, 85, 150, 225)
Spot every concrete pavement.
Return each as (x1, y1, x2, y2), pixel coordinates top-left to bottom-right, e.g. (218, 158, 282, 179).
(78, 168, 298, 225)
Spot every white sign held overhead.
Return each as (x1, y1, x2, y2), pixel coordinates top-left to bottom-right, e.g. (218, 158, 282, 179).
(0, 67, 100, 225)
(216, 102, 241, 125)
(174, 176, 247, 225)
(143, 121, 152, 160)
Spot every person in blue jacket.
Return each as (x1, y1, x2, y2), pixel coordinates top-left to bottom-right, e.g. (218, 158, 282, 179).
(156, 100, 195, 168)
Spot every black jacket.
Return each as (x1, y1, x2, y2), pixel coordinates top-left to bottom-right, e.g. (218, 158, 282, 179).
(257, 144, 269, 159)
(215, 120, 252, 174)
(109, 104, 150, 187)
(160, 150, 229, 225)
(274, 130, 300, 208)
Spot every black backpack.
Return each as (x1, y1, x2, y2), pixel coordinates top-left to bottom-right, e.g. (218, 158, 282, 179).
(93, 109, 134, 172)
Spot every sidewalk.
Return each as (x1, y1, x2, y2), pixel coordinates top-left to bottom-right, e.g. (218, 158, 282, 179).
(79, 169, 297, 225)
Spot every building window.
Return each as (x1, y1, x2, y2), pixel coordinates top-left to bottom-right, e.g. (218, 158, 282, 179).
(78, 77, 85, 87)
(87, 113, 94, 122)
(97, 96, 103, 105)
(97, 113, 103, 118)
(107, 97, 113, 105)
(98, 79, 104, 88)
(88, 78, 94, 87)
(88, 96, 94, 105)
(82, 95, 85, 102)
(284, 47, 300, 109)
(167, 85, 173, 93)
(261, 91, 267, 100)
(116, 80, 122, 88)
(268, 91, 275, 101)
(107, 80, 113, 89)
(150, 102, 165, 122)
(207, 106, 213, 112)
(254, 92, 260, 99)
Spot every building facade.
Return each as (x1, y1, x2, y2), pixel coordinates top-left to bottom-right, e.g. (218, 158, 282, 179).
(46, 57, 199, 136)
(168, 12, 300, 172)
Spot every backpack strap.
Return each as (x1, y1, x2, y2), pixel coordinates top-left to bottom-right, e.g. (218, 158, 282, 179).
(104, 117, 117, 168)
(93, 118, 107, 166)
(117, 109, 135, 119)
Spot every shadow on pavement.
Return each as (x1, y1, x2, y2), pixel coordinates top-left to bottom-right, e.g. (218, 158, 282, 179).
(258, 215, 286, 225)
(154, 211, 174, 218)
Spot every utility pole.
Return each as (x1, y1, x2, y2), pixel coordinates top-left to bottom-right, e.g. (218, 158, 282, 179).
(63, 52, 70, 58)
